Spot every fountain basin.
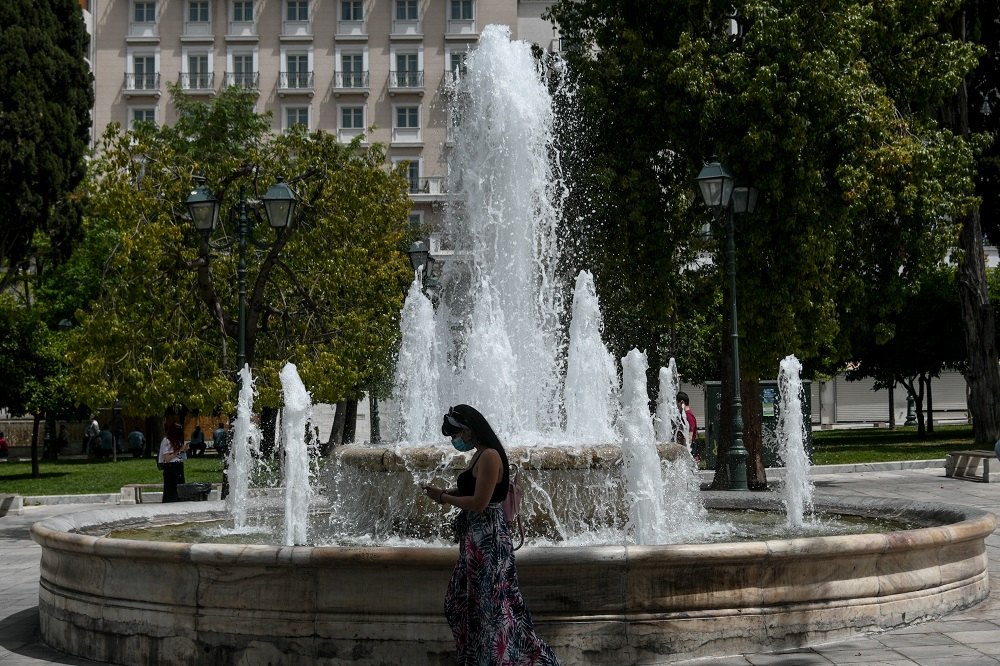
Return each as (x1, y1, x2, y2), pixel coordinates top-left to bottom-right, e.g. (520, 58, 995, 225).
(31, 495, 995, 666)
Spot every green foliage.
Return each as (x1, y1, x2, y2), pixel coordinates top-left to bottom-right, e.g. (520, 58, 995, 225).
(0, 0, 93, 287)
(548, 0, 980, 382)
(69, 87, 413, 416)
(846, 266, 965, 387)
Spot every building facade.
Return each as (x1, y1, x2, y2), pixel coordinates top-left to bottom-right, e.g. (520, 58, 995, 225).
(80, 0, 559, 230)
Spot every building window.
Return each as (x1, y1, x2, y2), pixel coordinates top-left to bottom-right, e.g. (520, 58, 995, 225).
(188, 54, 210, 88)
(232, 53, 255, 86)
(396, 0, 417, 20)
(134, 55, 157, 89)
(341, 0, 361, 21)
(286, 107, 309, 131)
(233, 0, 252, 21)
(448, 51, 467, 81)
(134, 1, 156, 22)
(405, 160, 421, 192)
(450, 0, 473, 20)
(394, 53, 420, 87)
(131, 107, 157, 128)
(341, 106, 364, 129)
(286, 54, 309, 88)
(286, 0, 308, 21)
(396, 106, 419, 129)
(341, 53, 364, 87)
(188, 0, 209, 22)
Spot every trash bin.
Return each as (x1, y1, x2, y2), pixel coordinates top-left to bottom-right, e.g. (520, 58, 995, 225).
(176, 482, 213, 501)
(704, 380, 812, 469)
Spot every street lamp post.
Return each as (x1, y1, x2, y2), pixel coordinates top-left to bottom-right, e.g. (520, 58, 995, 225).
(407, 239, 437, 294)
(185, 176, 298, 372)
(696, 156, 758, 491)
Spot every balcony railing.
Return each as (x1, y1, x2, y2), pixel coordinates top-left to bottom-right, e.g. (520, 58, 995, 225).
(392, 18, 421, 36)
(282, 20, 312, 37)
(446, 18, 476, 35)
(279, 71, 314, 90)
(123, 72, 160, 92)
(128, 21, 159, 38)
(224, 71, 260, 88)
(389, 70, 424, 89)
(334, 71, 369, 89)
(183, 20, 212, 37)
(228, 20, 256, 37)
(407, 177, 445, 195)
(179, 72, 214, 91)
(337, 19, 367, 36)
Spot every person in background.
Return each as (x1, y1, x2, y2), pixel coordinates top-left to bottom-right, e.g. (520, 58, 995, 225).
(213, 422, 228, 457)
(189, 426, 207, 456)
(676, 391, 697, 451)
(158, 422, 189, 502)
(84, 415, 99, 453)
(98, 424, 114, 459)
(0, 431, 8, 459)
(127, 428, 145, 458)
(57, 425, 70, 453)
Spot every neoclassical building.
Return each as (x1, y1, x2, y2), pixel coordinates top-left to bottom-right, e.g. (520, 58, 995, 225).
(80, 0, 560, 230)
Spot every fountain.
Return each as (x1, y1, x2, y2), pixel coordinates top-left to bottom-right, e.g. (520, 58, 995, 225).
(30, 24, 996, 666)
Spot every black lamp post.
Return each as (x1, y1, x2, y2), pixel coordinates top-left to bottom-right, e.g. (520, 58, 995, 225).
(407, 239, 437, 292)
(185, 176, 298, 372)
(696, 156, 758, 491)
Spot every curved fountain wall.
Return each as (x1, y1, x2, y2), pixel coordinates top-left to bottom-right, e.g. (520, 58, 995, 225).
(32, 496, 995, 666)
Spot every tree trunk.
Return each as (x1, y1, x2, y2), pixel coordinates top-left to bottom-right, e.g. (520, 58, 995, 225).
(328, 401, 347, 453)
(743, 377, 767, 490)
(957, 210, 1000, 445)
(888, 383, 896, 429)
(370, 397, 381, 443)
(343, 400, 358, 445)
(31, 413, 42, 479)
(926, 375, 934, 434)
(260, 407, 278, 458)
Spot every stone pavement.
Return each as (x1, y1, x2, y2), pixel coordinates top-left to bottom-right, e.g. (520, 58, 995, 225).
(1, 464, 998, 666)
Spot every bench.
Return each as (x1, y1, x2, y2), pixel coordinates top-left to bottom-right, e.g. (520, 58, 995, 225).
(120, 484, 163, 504)
(945, 450, 996, 483)
(120, 482, 218, 504)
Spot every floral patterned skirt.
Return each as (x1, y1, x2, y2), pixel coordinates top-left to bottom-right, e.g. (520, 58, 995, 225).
(444, 504, 562, 666)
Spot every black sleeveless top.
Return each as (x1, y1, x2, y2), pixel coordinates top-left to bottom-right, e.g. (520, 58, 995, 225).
(457, 450, 509, 502)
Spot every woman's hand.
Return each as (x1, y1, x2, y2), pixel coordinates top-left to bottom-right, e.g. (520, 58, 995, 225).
(422, 484, 445, 503)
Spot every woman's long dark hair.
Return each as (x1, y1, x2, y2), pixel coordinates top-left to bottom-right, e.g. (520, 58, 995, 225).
(443, 404, 510, 488)
(166, 422, 185, 453)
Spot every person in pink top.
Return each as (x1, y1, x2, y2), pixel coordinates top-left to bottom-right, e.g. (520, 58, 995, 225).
(676, 392, 697, 448)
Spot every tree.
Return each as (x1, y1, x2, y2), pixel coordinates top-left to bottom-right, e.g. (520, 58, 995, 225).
(846, 268, 966, 437)
(0, 0, 93, 291)
(548, 0, 981, 487)
(937, 1, 1000, 447)
(68, 87, 414, 418)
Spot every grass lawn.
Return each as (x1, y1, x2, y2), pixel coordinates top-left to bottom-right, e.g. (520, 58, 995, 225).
(0, 455, 225, 497)
(810, 424, 977, 465)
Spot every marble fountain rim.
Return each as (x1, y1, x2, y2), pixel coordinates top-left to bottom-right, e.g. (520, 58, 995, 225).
(30, 494, 997, 560)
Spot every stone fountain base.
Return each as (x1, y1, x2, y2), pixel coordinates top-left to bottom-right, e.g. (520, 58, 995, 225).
(31, 494, 995, 666)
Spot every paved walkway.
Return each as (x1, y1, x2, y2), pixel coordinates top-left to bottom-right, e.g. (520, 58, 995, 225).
(1, 465, 998, 665)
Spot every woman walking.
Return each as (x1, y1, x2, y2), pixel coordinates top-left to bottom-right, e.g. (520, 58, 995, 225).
(422, 404, 562, 666)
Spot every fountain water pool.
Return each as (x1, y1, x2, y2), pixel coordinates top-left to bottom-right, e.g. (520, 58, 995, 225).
(29, 24, 998, 666)
(32, 495, 995, 665)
